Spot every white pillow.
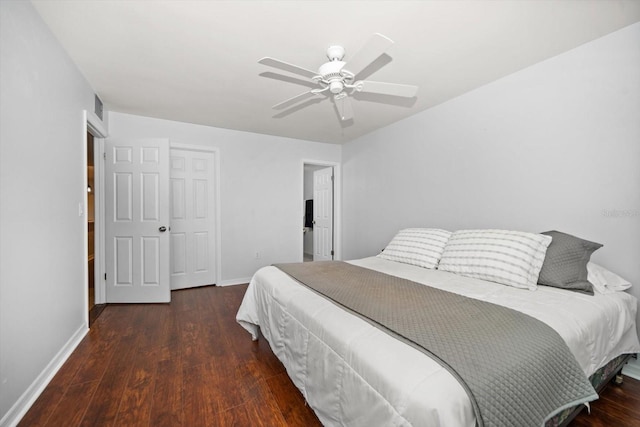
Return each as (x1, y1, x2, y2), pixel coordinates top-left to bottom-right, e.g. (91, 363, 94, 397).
(378, 228, 452, 269)
(438, 229, 552, 290)
(587, 262, 632, 294)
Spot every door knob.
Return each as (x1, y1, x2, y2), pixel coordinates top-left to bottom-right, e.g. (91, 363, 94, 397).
(159, 226, 168, 232)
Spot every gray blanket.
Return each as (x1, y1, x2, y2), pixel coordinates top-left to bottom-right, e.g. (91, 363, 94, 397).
(274, 261, 597, 427)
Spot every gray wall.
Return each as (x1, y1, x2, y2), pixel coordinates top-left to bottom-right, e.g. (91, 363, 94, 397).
(343, 23, 640, 332)
(0, 1, 105, 422)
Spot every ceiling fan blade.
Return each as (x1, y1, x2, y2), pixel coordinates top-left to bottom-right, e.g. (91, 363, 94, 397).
(272, 91, 319, 110)
(357, 80, 418, 97)
(259, 71, 318, 89)
(334, 95, 354, 121)
(259, 57, 318, 79)
(343, 33, 394, 78)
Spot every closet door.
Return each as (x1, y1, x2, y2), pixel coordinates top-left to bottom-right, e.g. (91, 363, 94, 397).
(169, 148, 217, 290)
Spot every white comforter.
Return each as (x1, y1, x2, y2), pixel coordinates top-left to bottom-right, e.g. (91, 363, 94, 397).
(236, 257, 640, 427)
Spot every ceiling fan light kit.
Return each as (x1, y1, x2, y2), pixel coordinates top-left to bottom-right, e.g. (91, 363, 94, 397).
(326, 45, 345, 61)
(259, 33, 418, 122)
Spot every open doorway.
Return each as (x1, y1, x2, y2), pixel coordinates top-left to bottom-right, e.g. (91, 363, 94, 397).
(87, 131, 105, 325)
(87, 132, 95, 312)
(84, 110, 107, 326)
(303, 163, 335, 262)
(303, 165, 322, 261)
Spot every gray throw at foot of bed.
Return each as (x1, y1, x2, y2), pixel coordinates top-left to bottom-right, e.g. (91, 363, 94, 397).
(274, 261, 598, 427)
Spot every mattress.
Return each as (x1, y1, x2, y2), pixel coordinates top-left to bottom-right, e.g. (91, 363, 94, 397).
(236, 257, 640, 426)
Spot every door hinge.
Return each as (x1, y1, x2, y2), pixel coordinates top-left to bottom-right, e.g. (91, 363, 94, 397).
(103, 152, 106, 160)
(104, 273, 107, 280)
(331, 250, 334, 256)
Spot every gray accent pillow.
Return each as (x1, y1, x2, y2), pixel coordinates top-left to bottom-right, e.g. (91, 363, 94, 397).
(537, 230, 602, 295)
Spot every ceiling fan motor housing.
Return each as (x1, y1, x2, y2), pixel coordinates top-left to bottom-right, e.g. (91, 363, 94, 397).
(318, 60, 350, 93)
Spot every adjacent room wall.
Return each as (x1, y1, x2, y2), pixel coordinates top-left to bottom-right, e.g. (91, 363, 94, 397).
(342, 23, 640, 334)
(0, 1, 106, 424)
(108, 112, 341, 284)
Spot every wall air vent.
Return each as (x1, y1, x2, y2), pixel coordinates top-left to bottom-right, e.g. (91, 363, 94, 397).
(94, 94, 103, 120)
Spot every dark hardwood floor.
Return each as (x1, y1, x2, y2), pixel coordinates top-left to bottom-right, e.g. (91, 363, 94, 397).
(20, 285, 640, 426)
(572, 374, 640, 427)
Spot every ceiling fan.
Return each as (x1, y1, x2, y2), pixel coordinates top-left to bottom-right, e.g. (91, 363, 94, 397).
(259, 33, 418, 122)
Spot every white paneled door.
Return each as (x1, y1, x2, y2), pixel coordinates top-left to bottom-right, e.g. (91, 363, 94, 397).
(313, 167, 333, 261)
(169, 148, 217, 290)
(105, 138, 171, 303)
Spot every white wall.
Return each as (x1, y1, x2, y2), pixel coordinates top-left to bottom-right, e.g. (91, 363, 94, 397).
(0, 1, 105, 424)
(108, 112, 341, 283)
(343, 24, 640, 327)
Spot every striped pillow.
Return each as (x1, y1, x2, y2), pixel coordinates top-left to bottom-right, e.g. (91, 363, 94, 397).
(438, 229, 552, 290)
(378, 228, 452, 269)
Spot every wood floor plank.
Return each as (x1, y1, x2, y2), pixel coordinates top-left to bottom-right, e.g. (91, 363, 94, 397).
(212, 378, 288, 426)
(148, 347, 183, 427)
(179, 308, 230, 368)
(266, 372, 323, 426)
(182, 360, 232, 426)
(16, 384, 63, 427)
(112, 346, 160, 427)
(70, 329, 120, 385)
(18, 284, 640, 427)
(573, 379, 640, 426)
(134, 305, 170, 350)
(39, 380, 99, 427)
(79, 335, 138, 427)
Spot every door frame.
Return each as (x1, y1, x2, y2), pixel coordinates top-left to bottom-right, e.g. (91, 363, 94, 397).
(170, 143, 222, 288)
(301, 159, 341, 261)
(83, 110, 107, 327)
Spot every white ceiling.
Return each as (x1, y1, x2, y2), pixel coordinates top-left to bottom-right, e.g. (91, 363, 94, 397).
(32, 1, 640, 144)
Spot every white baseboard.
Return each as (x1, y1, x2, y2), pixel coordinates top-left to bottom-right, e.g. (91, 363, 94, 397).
(218, 277, 252, 287)
(622, 353, 640, 380)
(0, 325, 88, 427)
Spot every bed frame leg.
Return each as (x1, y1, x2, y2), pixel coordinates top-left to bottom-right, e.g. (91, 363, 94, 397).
(614, 373, 624, 385)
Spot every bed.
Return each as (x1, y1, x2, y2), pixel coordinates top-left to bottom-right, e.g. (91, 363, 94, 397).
(236, 229, 640, 427)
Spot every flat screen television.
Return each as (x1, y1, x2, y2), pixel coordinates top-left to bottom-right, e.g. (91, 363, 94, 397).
(304, 199, 313, 228)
